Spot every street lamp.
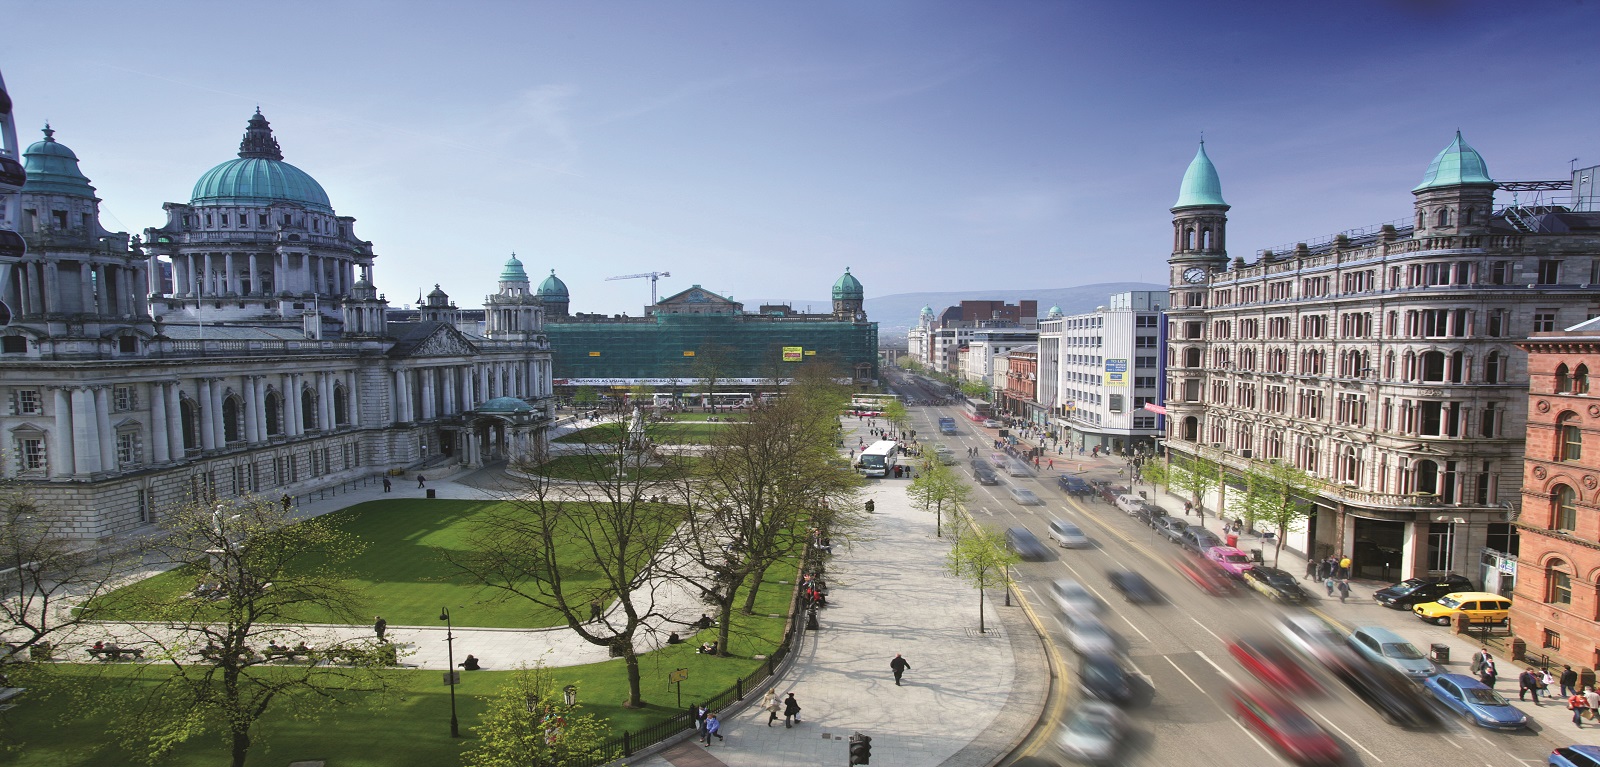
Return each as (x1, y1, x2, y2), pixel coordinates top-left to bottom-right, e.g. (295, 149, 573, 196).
(440, 607, 460, 738)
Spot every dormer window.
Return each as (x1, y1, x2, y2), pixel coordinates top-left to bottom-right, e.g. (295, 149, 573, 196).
(1436, 209, 1450, 227)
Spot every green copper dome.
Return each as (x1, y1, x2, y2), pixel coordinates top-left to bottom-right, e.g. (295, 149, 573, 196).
(537, 269, 568, 298)
(920, 304, 935, 317)
(22, 125, 96, 198)
(832, 268, 863, 300)
(1413, 131, 1494, 192)
(1047, 305, 1063, 318)
(1173, 141, 1227, 209)
(190, 111, 333, 213)
(499, 254, 530, 284)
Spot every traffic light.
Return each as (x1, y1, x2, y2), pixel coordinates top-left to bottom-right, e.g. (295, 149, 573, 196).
(848, 732, 872, 765)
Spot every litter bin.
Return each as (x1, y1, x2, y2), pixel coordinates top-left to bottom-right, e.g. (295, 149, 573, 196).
(1225, 533, 1239, 548)
(426, 489, 436, 499)
(1430, 643, 1450, 663)
(1249, 548, 1264, 564)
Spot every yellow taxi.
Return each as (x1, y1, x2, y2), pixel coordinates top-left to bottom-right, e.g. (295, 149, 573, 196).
(1412, 591, 1512, 626)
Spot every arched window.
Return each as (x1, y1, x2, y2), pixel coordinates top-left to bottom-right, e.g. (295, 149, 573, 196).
(1547, 558, 1573, 605)
(179, 397, 200, 452)
(1559, 412, 1583, 462)
(1553, 485, 1578, 531)
(302, 388, 318, 431)
(264, 390, 283, 437)
(1414, 459, 1439, 495)
(222, 396, 242, 443)
(1463, 208, 1473, 225)
(1184, 347, 1202, 368)
(1576, 365, 1590, 394)
(1202, 229, 1213, 250)
(1266, 431, 1283, 460)
(1297, 436, 1319, 472)
(1417, 211, 1426, 229)
(1485, 351, 1502, 383)
(333, 383, 349, 426)
(1436, 208, 1450, 227)
(1341, 445, 1361, 483)
(1556, 364, 1571, 393)
(1182, 416, 1199, 442)
(1185, 228, 1195, 250)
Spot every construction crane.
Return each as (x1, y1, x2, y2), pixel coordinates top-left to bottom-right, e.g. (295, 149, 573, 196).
(606, 271, 671, 306)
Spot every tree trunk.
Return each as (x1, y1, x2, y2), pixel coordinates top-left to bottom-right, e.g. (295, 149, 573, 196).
(230, 726, 251, 767)
(622, 647, 644, 708)
(741, 564, 770, 613)
(978, 581, 987, 634)
(716, 590, 738, 655)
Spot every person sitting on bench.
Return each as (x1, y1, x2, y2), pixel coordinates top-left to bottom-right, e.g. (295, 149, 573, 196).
(696, 614, 714, 630)
(666, 632, 683, 644)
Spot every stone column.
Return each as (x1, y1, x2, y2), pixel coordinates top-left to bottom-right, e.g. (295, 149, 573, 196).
(479, 365, 490, 401)
(51, 388, 74, 478)
(254, 378, 269, 440)
(213, 378, 228, 447)
(392, 370, 406, 424)
(148, 256, 163, 297)
(442, 367, 457, 416)
(319, 372, 334, 429)
(95, 386, 117, 470)
(43, 262, 59, 311)
(243, 376, 259, 443)
(460, 367, 472, 412)
(421, 368, 436, 420)
(286, 373, 303, 435)
(133, 264, 150, 315)
(79, 262, 94, 314)
(224, 253, 237, 295)
(71, 388, 101, 474)
(247, 253, 259, 296)
(167, 384, 185, 456)
(198, 379, 216, 451)
(151, 382, 170, 463)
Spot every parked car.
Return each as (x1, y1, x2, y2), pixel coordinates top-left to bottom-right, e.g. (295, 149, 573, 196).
(1133, 504, 1169, 528)
(1550, 746, 1600, 767)
(1227, 637, 1322, 695)
(1230, 685, 1343, 766)
(1107, 570, 1160, 604)
(1373, 574, 1473, 610)
(1242, 567, 1310, 605)
(1205, 545, 1256, 578)
(1050, 578, 1105, 620)
(1156, 517, 1191, 545)
(1423, 673, 1528, 730)
(1412, 591, 1512, 627)
(1347, 626, 1437, 680)
(1078, 653, 1134, 704)
(1005, 527, 1050, 561)
(1064, 617, 1119, 655)
(1056, 700, 1126, 764)
(1114, 494, 1146, 514)
(1048, 519, 1091, 549)
(1058, 475, 1094, 497)
(1179, 527, 1223, 555)
(1093, 482, 1129, 505)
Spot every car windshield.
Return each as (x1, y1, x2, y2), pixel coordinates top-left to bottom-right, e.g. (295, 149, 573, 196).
(1389, 579, 1425, 594)
(1221, 553, 1251, 564)
(1437, 596, 1463, 608)
(1464, 687, 1509, 706)
(1264, 571, 1294, 587)
(1381, 642, 1424, 660)
(859, 455, 886, 468)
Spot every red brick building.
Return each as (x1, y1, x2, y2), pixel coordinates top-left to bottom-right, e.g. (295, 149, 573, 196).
(1512, 317, 1600, 670)
(1000, 346, 1038, 419)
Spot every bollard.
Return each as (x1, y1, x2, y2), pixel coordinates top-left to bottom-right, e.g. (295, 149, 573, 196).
(806, 608, 819, 630)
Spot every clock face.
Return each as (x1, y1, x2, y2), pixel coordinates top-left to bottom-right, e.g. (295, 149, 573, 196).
(1183, 267, 1207, 284)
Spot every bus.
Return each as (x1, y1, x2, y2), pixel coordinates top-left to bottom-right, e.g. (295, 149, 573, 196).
(962, 397, 992, 421)
(850, 393, 901, 409)
(650, 392, 755, 410)
(856, 440, 901, 478)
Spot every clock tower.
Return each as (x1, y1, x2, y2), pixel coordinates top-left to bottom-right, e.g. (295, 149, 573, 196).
(1165, 141, 1229, 448)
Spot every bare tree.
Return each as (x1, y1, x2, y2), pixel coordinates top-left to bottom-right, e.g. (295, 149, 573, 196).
(451, 421, 690, 708)
(0, 490, 129, 663)
(104, 496, 389, 767)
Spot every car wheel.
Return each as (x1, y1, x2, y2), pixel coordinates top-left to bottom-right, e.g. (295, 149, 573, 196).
(1433, 616, 1450, 626)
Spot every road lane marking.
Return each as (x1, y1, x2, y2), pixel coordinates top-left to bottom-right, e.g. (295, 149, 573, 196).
(1163, 655, 1212, 696)
(1187, 615, 1224, 643)
(1310, 709, 1383, 763)
(1230, 716, 1294, 766)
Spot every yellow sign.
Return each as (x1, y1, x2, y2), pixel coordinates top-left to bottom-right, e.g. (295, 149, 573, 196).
(804, 350, 816, 356)
(782, 346, 803, 362)
(588, 351, 602, 357)
(683, 350, 696, 357)
(668, 668, 689, 683)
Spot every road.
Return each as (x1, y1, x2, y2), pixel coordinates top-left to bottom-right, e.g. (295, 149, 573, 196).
(884, 370, 1555, 767)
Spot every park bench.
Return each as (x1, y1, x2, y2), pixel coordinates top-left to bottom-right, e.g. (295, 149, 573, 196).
(87, 646, 144, 661)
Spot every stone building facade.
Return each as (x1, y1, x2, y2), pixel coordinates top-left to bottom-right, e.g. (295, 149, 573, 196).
(1510, 318, 1600, 669)
(1164, 135, 1600, 581)
(0, 78, 554, 541)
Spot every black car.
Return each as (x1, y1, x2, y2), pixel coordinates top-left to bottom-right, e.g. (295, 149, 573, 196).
(1133, 504, 1169, 528)
(1243, 566, 1310, 604)
(1078, 652, 1134, 704)
(1108, 570, 1161, 604)
(1058, 475, 1094, 497)
(1333, 657, 1444, 729)
(974, 468, 1000, 485)
(1006, 527, 1050, 561)
(1373, 574, 1474, 610)
(1157, 517, 1190, 545)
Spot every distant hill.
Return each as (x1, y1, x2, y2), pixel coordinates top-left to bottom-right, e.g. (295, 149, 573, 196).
(848, 283, 1166, 341)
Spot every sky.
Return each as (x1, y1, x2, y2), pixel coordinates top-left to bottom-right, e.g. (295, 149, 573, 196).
(4, 1, 1597, 318)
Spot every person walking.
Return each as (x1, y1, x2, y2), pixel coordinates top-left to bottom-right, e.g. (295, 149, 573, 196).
(692, 703, 708, 737)
(382, 476, 392, 493)
(1541, 667, 1556, 699)
(416, 474, 427, 489)
(891, 653, 911, 686)
(701, 712, 723, 746)
(1336, 579, 1351, 603)
(762, 689, 781, 726)
(1561, 665, 1579, 698)
(1324, 575, 1336, 597)
(1519, 668, 1542, 703)
(1571, 689, 1590, 728)
(373, 616, 387, 642)
(1479, 658, 1498, 689)
(782, 692, 801, 728)
(1470, 648, 1492, 676)
(1303, 558, 1318, 581)
(280, 493, 292, 511)
(1586, 686, 1599, 722)
(589, 599, 603, 624)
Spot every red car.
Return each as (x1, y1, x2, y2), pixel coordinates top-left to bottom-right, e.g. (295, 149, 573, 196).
(1227, 637, 1323, 696)
(1231, 685, 1343, 766)
(1175, 551, 1238, 596)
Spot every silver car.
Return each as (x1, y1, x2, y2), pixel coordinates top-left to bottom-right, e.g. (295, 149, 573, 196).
(1056, 700, 1126, 764)
(1348, 626, 1438, 680)
(1064, 617, 1119, 656)
(1008, 486, 1043, 505)
(1050, 578, 1105, 620)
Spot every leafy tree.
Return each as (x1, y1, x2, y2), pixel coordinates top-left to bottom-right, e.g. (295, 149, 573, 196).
(881, 398, 910, 434)
(452, 424, 689, 708)
(572, 386, 599, 408)
(1237, 461, 1317, 567)
(0, 490, 130, 664)
(1140, 459, 1169, 493)
(1169, 453, 1222, 522)
(104, 496, 389, 767)
(462, 662, 612, 767)
(958, 381, 990, 400)
(906, 459, 970, 538)
(944, 526, 1018, 634)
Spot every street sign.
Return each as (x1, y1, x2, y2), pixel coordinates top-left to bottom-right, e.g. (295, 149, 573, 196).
(668, 668, 689, 683)
(443, 671, 460, 686)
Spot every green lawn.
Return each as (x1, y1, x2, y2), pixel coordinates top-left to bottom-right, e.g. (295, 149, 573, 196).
(86, 499, 673, 628)
(554, 422, 726, 444)
(10, 564, 800, 767)
(528, 454, 697, 482)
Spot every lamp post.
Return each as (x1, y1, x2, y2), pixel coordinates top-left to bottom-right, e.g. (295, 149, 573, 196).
(440, 607, 460, 738)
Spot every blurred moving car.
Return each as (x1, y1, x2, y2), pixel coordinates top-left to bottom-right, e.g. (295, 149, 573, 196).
(1242, 567, 1311, 605)
(1176, 551, 1239, 596)
(1205, 545, 1256, 578)
(1550, 746, 1600, 767)
(983, 419, 1001, 428)
(1009, 486, 1044, 505)
(1048, 519, 1091, 549)
(1006, 459, 1033, 477)
(1230, 685, 1343, 766)
(1051, 578, 1105, 620)
(1347, 626, 1437, 680)
(1275, 613, 1352, 672)
(1006, 527, 1050, 561)
(1228, 637, 1323, 695)
(1064, 618, 1119, 655)
(932, 445, 958, 465)
(1372, 574, 1473, 610)
(1056, 699, 1126, 764)
(1107, 570, 1161, 604)
(974, 467, 1000, 485)
(1179, 527, 1223, 555)
(1332, 657, 1443, 729)
(1058, 475, 1094, 497)
(1078, 653, 1134, 704)
(1412, 591, 1512, 627)
(1422, 673, 1528, 730)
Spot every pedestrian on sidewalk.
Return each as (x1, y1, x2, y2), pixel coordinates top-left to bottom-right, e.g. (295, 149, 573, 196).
(382, 476, 392, 493)
(891, 653, 911, 686)
(701, 713, 723, 745)
(417, 474, 427, 489)
(1520, 668, 1542, 703)
(1338, 555, 1352, 579)
(1570, 691, 1589, 727)
(1586, 687, 1599, 720)
(762, 689, 781, 726)
(783, 692, 801, 727)
(373, 616, 387, 641)
(692, 703, 708, 736)
(1479, 659, 1498, 689)
(1323, 576, 1336, 597)
(1471, 648, 1492, 675)
(1337, 579, 1351, 603)
(1561, 665, 1579, 698)
(1303, 558, 1317, 581)
(280, 493, 292, 511)
(589, 599, 603, 624)
(1541, 668, 1556, 699)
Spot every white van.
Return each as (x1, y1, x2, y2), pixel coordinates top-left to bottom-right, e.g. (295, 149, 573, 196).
(1114, 495, 1146, 515)
(1048, 519, 1091, 548)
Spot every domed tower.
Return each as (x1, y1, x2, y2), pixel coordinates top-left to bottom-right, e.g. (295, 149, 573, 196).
(832, 267, 864, 321)
(1412, 132, 1496, 237)
(420, 283, 460, 325)
(5, 125, 152, 356)
(1046, 305, 1063, 319)
(341, 275, 388, 337)
(917, 304, 935, 330)
(536, 269, 569, 319)
(1166, 141, 1229, 446)
(485, 253, 542, 340)
(143, 110, 378, 327)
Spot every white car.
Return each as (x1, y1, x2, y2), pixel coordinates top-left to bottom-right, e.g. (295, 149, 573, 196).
(983, 419, 1001, 428)
(1051, 578, 1105, 620)
(1065, 617, 1119, 655)
(1057, 700, 1126, 764)
(1275, 613, 1357, 673)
